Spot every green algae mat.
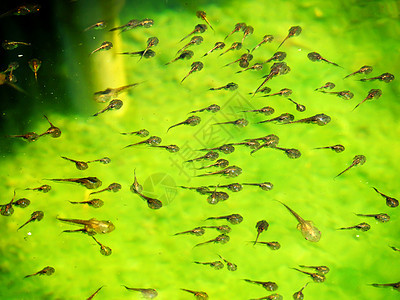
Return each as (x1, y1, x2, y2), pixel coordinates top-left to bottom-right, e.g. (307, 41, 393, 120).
(0, 0, 399, 299)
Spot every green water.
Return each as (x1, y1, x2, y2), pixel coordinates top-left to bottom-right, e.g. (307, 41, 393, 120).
(1, 0, 399, 299)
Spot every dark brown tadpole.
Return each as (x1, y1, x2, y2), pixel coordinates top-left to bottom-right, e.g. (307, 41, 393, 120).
(244, 279, 278, 291)
(180, 24, 207, 42)
(352, 89, 382, 111)
(201, 225, 231, 233)
(252, 62, 290, 96)
(335, 155, 366, 178)
(90, 182, 121, 195)
(152, 144, 180, 153)
(360, 73, 394, 83)
(181, 288, 208, 299)
(186, 151, 219, 163)
(277, 26, 302, 49)
(262, 88, 292, 97)
(199, 144, 235, 154)
(194, 260, 224, 270)
(181, 61, 203, 83)
(194, 234, 230, 247)
(307, 52, 341, 67)
(284, 113, 331, 126)
(189, 104, 220, 114)
(206, 213, 243, 224)
(298, 265, 330, 275)
(225, 22, 246, 40)
(84, 21, 106, 31)
(0, 191, 16, 216)
(93, 99, 123, 116)
(293, 282, 309, 300)
(196, 11, 214, 31)
(46, 177, 102, 189)
(230, 140, 260, 149)
(123, 286, 159, 298)
(196, 165, 242, 178)
(253, 241, 281, 250)
(109, 19, 139, 32)
(338, 222, 371, 231)
(198, 159, 229, 170)
(61, 156, 89, 170)
(243, 182, 273, 191)
(254, 220, 269, 245)
(203, 42, 225, 57)
(319, 90, 354, 100)
(92, 236, 112, 256)
(207, 183, 242, 193)
(177, 36, 203, 55)
(121, 129, 149, 137)
(168, 115, 201, 132)
(39, 115, 61, 138)
(7, 131, 39, 142)
(258, 113, 294, 124)
(25, 184, 52, 193)
(370, 282, 400, 292)
(355, 213, 390, 223)
(12, 198, 31, 208)
(315, 82, 335, 91)
(24, 266, 55, 278)
(344, 65, 373, 79)
(219, 42, 242, 56)
(18, 211, 44, 230)
(252, 34, 274, 52)
(292, 268, 325, 283)
(287, 98, 306, 112)
(166, 50, 194, 65)
(209, 82, 238, 91)
(135, 191, 162, 209)
(224, 51, 253, 68)
(241, 25, 254, 43)
(236, 62, 263, 73)
(314, 144, 345, 153)
(70, 199, 104, 208)
(86, 157, 111, 165)
(213, 118, 248, 128)
(90, 41, 113, 56)
(123, 136, 162, 148)
(174, 227, 205, 236)
(372, 187, 399, 208)
(263, 51, 287, 64)
(117, 49, 156, 59)
(130, 169, 143, 194)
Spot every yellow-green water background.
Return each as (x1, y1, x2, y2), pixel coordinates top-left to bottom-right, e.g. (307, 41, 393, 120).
(1, 0, 400, 299)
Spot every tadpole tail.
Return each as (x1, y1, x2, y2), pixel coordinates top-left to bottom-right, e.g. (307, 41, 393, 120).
(17, 219, 31, 230)
(334, 165, 352, 178)
(352, 99, 367, 112)
(224, 31, 234, 40)
(276, 37, 287, 50)
(344, 71, 357, 79)
(167, 122, 183, 132)
(324, 59, 342, 68)
(180, 73, 190, 84)
(179, 32, 193, 43)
